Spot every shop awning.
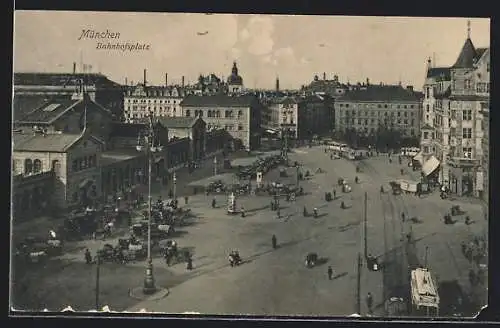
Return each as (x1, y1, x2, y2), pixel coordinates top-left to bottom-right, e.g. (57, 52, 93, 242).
(413, 151, 424, 165)
(422, 155, 440, 176)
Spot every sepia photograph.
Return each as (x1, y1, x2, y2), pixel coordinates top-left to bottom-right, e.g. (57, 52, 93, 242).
(11, 11, 489, 318)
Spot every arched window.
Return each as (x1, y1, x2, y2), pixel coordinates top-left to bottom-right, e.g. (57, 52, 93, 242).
(33, 159, 42, 173)
(24, 159, 33, 175)
(216, 110, 221, 118)
(52, 160, 61, 176)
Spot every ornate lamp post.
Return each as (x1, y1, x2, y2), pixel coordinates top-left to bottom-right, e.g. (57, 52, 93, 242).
(135, 111, 163, 295)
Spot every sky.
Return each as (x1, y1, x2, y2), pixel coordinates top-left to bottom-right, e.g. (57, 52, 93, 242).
(13, 12, 490, 90)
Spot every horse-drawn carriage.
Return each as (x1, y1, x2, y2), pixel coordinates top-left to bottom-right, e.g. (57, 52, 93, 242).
(206, 180, 227, 193)
(305, 252, 318, 268)
(158, 239, 187, 266)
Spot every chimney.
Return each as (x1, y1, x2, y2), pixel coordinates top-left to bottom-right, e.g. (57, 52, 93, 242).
(366, 78, 370, 86)
(125, 77, 128, 85)
(143, 69, 147, 86)
(165, 73, 168, 87)
(406, 85, 414, 92)
(182, 76, 185, 87)
(323, 72, 326, 80)
(73, 62, 76, 74)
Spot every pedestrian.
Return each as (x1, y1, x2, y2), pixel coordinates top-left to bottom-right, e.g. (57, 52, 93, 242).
(184, 196, 189, 205)
(333, 189, 336, 199)
(272, 234, 277, 249)
(186, 257, 193, 270)
(401, 212, 405, 222)
(366, 292, 374, 314)
(241, 206, 245, 218)
(327, 266, 333, 280)
(212, 196, 216, 208)
(84, 248, 92, 264)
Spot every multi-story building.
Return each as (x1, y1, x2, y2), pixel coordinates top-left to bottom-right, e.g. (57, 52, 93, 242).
(421, 23, 490, 197)
(123, 71, 187, 123)
(301, 73, 348, 99)
(334, 83, 422, 138)
(180, 95, 262, 150)
(480, 103, 489, 203)
(13, 67, 124, 119)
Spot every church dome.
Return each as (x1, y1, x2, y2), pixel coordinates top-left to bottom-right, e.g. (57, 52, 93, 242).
(227, 61, 243, 85)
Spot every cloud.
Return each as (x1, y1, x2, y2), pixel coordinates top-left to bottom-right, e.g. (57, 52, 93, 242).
(239, 28, 250, 41)
(263, 46, 297, 67)
(241, 16, 275, 56)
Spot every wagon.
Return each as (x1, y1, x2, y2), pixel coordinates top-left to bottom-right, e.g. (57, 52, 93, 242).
(305, 252, 318, 268)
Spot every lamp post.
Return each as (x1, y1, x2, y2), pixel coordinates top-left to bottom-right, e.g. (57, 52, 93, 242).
(173, 172, 177, 200)
(213, 156, 218, 176)
(136, 111, 163, 295)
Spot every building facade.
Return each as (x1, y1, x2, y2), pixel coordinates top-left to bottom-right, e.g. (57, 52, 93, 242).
(157, 117, 207, 162)
(13, 131, 104, 209)
(123, 83, 187, 122)
(421, 24, 490, 197)
(180, 95, 262, 150)
(334, 84, 422, 138)
(12, 171, 55, 221)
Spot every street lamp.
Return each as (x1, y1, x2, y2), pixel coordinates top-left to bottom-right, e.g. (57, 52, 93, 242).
(135, 111, 163, 295)
(173, 172, 177, 200)
(213, 156, 218, 176)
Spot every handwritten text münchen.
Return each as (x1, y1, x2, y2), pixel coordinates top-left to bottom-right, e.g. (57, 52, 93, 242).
(78, 29, 120, 41)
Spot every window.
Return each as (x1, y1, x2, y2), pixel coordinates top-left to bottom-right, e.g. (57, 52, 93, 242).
(378, 104, 382, 108)
(397, 112, 401, 117)
(345, 104, 349, 108)
(462, 128, 472, 139)
(424, 132, 429, 139)
(238, 110, 243, 118)
(465, 79, 471, 89)
(424, 146, 429, 153)
(426, 115, 429, 121)
(463, 147, 472, 159)
(33, 159, 42, 173)
(186, 110, 191, 117)
(463, 110, 472, 121)
(426, 87, 430, 98)
(357, 119, 361, 124)
(238, 125, 243, 131)
(340, 104, 344, 107)
(24, 159, 33, 174)
(404, 119, 408, 125)
(364, 119, 368, 125)
(384, 104, 388, 108)
(411, 129, 415, 136)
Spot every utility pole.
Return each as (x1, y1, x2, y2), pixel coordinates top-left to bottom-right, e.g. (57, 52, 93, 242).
(95, 254, 100, 310)
(357, 252, 362, 315)
(424, 246, 429, 268)
(364, 192, 368, 259)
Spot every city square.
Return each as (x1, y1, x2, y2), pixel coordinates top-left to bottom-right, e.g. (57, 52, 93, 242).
(11, 145, 487, 316)
(11, 13, 489, 318)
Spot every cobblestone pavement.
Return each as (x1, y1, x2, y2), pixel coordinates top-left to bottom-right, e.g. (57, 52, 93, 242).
(11, 146, 487, 316)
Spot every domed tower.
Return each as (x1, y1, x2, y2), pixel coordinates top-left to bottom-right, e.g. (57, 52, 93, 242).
(227, 61, 244, 94)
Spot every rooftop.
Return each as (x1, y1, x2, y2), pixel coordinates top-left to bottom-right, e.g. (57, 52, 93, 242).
(13, 132, 82, 152)
(180, 94, 259, 108)
(14, 95, 111, 124)
(452, 38, 477, 69)
(337, 85, 423, 102)
(14, 72, 122, 88)
(109, 122, 148, 138)
(12, 94, 68, 121)
(427, 67, 451, 80)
